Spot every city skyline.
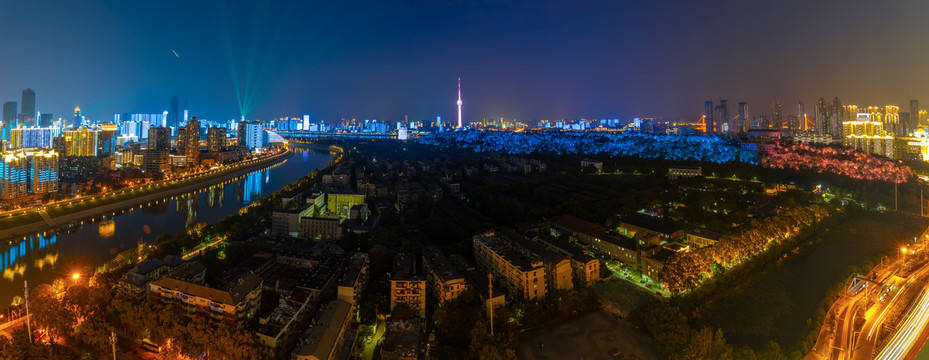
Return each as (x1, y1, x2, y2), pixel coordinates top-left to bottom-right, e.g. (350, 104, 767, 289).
(3, 1, 929, 122)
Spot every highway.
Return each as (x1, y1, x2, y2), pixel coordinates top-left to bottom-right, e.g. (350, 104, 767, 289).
(875, 286, 929, 359)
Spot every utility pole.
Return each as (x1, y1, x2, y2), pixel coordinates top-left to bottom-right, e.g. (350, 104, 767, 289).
(24, 281, 31, 343)
(110, 331, 117, 360)
(488, 273, 494, 336)
(895, 182, 898, 211)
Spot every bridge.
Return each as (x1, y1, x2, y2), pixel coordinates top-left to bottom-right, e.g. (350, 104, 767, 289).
(846, 274, 886, 296)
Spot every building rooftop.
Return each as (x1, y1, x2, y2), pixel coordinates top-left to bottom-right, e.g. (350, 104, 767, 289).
(392, 253, 422, 281)
(495, 227, 568, 265)
(132, 258, 164, 277)
(164, 261, 206, 284)
(688, 228, 723, 241)
(617, 214, 681, 236)
(534, 233, 595, 263)
(473, 232, 544, 273)
(339, 253, 370, 288)
(551, 214, 609, 238)
(162, 255, 185, 268)
(151, 273, 262, 306)
(422, 246, 465, 283)
(293, 300, 353, 359)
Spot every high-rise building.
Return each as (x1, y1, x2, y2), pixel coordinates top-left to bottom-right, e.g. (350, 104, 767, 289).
(147, 127, 170, 151)
(98, 128, 117, 156)
(814, 98, 829, 135)
(704, 101, 714, 133)
(29, 149, 58, 196)
(38, 113, 52, 128)
(19, 89, 35, 126)
(207, 127, 226, 152)
(236, 121, 246, 147)
(829, 97, 843, 136)
(797, 101, 805, 132)
(73, 107, 82, 127)
(9, 127, 58, 149)
(911, 100, 920, 127)
(177, 126, 186, 155)
(0, 151, 29, 200)
(62, 127, 98, 157)
(239, 121, 265, 150)
(884, 105, 900, 135)
(169, 95, 179, 129)
(185, 118, 200, 166)
(737, 101, 748, 132)
(2, 102, 16, 126)
(771, 102, 783, 129)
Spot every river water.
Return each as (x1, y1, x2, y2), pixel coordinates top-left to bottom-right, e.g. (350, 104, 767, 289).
(0, 146, 333, 304)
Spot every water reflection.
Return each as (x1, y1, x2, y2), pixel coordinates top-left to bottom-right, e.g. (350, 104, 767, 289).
(0, 147, 332, 303)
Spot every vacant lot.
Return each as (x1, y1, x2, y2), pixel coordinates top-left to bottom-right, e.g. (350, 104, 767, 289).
(517, 310, 656, 360)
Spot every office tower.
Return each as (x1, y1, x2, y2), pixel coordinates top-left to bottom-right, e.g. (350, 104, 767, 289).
(39, 113, 52, 128)
(73, 107, 82, 127)
(737, 101, 748, 132)
(2, 102, 16, 126)
(169, 95, 179, 128)
(796, 101, 805, 132)
(911, 100, 920, 127)
(704, 100, 714, 133)
(62, 127, 98, 157)
(147, 127, 170, 151)
(207, 127, 226, 152)
(177, 126, 186, 154)
(29, 149, 58, 195)
(19, 89, 35, 126)
(239, 121, 264, 150)
(185, 118, 200, 166)
(831, 97, 843, 129)
(771, 102, 782, 129)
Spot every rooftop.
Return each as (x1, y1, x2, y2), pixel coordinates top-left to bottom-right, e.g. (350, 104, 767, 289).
(473, 232, 544, 273)
(495, 227, 568, 265)
(151, 273, 262, 306)
(339, 253, 370, 288)
(293, 300, 353, 359)
(617, 214, 681, 236)
(551, 214, 609, 238)
(422, 246, 465, 283)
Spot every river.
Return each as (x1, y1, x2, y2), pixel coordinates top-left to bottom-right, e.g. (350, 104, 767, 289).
(0, 145, 333, 304)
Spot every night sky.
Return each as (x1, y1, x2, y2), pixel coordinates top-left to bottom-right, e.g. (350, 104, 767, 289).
(2, 0, 928, 123)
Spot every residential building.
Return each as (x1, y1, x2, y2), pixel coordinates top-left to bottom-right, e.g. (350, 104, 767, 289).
(421, 246, 467, 306)
(292, 300, 353, 360)
(686, 229, 722, 248)
(389, 253, 426, 317)
(473, 231, 547, 301)
(337, 253, 370, 305)
(299, 216, 342, 240)
(149, 273, 262, 321)
(208, 127, 226, 152)
(185, 118, 200, 166)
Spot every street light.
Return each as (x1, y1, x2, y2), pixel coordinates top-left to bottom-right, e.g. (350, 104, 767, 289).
(71, 273, 79, 280)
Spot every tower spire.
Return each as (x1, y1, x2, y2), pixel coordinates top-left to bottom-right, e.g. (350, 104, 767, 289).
(457, 77, 463, 128)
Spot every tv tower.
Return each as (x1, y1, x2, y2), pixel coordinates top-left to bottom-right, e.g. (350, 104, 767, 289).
(457, 77, 463, 128)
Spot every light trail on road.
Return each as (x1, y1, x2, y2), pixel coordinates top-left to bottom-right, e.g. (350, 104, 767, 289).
(875, 287, 929, 360)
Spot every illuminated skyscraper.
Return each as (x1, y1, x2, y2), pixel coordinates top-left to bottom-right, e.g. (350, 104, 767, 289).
(704, 101, 714, 133)
(63, 127, 98, 157)
(147, 127, 170, 151)
(185, 118, 200, 166)
(737, 101, 748, 132)
(771, 102, 782, 129)
(207, 127, 226, 152)
(829, 97, 843, 136)
(457, 77, 463, 128)
(39, 113, 52, 128)
(73, 107, 81, 127)
(177, 126, 186, 154)
(0, 151, 29, 200)
(911, 100, 920, 127)
(29, 149, 58, 195)
(19, 89, 35, 126)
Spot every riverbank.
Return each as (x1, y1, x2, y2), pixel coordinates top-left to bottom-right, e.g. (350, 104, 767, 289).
(0, 148, 294, 239)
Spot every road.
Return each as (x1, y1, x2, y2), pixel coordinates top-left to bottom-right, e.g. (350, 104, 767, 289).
(0, 149, 290, 239)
